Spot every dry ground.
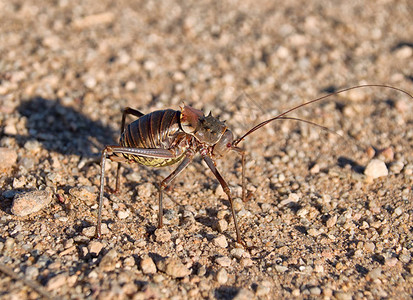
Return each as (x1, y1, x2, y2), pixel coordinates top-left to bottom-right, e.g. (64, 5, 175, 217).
(0, 0, 412, 299)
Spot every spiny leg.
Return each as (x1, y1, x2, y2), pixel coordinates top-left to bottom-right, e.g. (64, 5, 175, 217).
(202, 155, 242, 244)
(115, 107, 145, 192)
(157, 153, 194, 228)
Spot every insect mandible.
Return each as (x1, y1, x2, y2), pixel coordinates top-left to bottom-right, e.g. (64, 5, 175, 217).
(96, 84, 412, 244)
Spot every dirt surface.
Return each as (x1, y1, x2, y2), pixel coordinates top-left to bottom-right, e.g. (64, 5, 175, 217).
(1, 0, 413, 299)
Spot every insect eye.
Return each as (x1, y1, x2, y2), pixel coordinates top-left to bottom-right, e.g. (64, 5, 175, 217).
(227, 143, 231, 148)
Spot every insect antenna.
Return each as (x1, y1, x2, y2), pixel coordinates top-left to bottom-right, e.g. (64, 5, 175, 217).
(233, 84, 412, 146)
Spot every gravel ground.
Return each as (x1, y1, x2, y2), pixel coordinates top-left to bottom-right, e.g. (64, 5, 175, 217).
(1, 0, 413, 299)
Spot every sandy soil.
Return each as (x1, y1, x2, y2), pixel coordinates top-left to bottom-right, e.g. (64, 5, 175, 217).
(0, 0, 412, 299)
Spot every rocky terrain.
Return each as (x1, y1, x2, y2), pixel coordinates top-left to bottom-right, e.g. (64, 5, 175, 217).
(0, 0, 412, 299)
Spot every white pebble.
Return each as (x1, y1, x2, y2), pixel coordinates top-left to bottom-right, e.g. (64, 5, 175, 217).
(216, 219, 228, 233)
(82, 226, 96, 238)
(117, 210, 129, 219)
(46, 273, 68, 291)
(216, 256, 232, 267)
(141, 256, 157, 274)
(213, 235, 228, 248)
(364, 159, 388, 179)
(216, 268, 228, 284)
(11, 189, 53, 217)
(163, 257, 191, 278)
(88, 241, 104, 256)
(230, 248, 245, 259)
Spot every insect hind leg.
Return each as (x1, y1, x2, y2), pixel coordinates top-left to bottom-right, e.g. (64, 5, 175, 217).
(115, 107, 145, 192)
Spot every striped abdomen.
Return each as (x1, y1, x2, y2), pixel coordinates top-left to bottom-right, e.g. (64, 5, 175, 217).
(119, 109, 187, 167)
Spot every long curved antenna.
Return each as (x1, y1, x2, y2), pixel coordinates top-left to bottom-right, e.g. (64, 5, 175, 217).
(233, 84, 412, 146)
(276, 116, 344, 138)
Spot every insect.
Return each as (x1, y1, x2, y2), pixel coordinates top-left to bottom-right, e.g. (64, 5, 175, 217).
(96, 84, 412, 244)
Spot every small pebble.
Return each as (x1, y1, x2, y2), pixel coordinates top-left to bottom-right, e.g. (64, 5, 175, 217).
(213, 235, 228, 248)
(334, 291, 353, 300)
(310, 287, 321, 296)
(123, 256, 135, 267)
(385, 257, 398, 267)
(197, 265, 207, 276)
(24, 140, 42, 153)
(216, 268, 228, 284)
(365, 242, 375, 252)
(240, 258, 253, 268)
(82, 226, 96, 238)
(11, 189, 53, 217)
(216, 256, 232, 267)
(307, 228, 322, 237)
(255, 282, 271, 296)
(159, 257, 191, 278)
(367, 267, 382, 280)
(69, 186, 96, 204)
(99, 249, 118, 272)
(366, 146, 376, 159)
(275, 265, 288, 273)
(138, 182, 154, 198)
(326, 215, 337, 227)
(12, 177, 27, 189)
(260, 203, 272, 212)
(393, 206, 403, 217)
(216, 219, 228, 233)
(364, 159, 388, 179)
(309, 163, 320, 174)
(233, 288, 254, 300)
(379, 147, 394, 161)
(232, 198, 243, 212)
(389, 161, 404, 174)
(345, 88, 367, 102)
(117, 210, 129, 219)
(230, 248, 245, 259)
(315, 264, 324, 273)
(141, 256, 157, 274)
(0, 147, 17, 172)
(88, 241, 104, 256)
(217, 210, 229, 219)
(46, 273, 68, 291)
(288, 193, 300, 202)
(399, 253, 411, 264)
(25, 266, 39, 279)
(155, 228, 172, 243)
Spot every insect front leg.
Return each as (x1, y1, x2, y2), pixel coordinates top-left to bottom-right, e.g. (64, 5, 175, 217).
(202, 155, 242, 244)
(157, 152, 194, 228)
(115, 107, 145, 192)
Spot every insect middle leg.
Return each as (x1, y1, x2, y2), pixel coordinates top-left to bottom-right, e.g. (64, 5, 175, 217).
(202, 155, 242, 244)
(97, 145, 193, 238)
(98, 145, 178, 238)
(114, 107, 146, 192)
(157, 153, 194, 228)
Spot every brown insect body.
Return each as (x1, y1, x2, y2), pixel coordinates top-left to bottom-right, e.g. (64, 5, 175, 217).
(119, 109, 187, 167)
(97, 105, 241, 241)
(97, 85, 412, 245)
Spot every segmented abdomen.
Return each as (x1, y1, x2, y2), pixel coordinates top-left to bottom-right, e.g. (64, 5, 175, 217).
(119, 109, 186, 167)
